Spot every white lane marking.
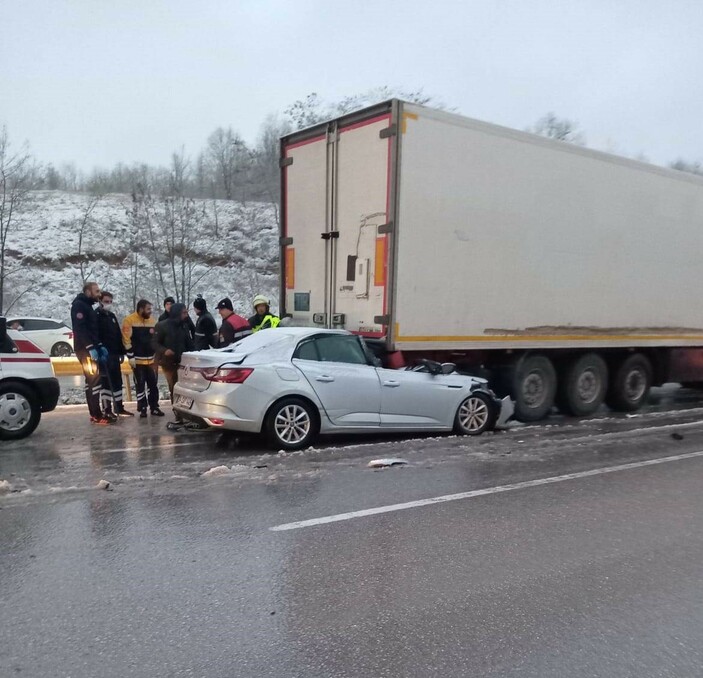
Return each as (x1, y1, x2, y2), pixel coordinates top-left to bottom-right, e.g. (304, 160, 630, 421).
(270, 449, 703, 532)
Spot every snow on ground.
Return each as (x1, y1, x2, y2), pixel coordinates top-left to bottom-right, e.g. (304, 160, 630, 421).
(6, 190, 279, 320)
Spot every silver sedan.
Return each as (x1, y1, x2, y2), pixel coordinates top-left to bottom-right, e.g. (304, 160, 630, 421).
(173, 327, 513, 450)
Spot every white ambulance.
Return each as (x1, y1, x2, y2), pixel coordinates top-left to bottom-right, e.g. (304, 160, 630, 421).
(0, 318, 60, 440)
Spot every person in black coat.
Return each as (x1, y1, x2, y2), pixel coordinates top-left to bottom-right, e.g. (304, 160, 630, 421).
(193, 297, 218, 350)
(97, 291, 132, 419)
(71, 281, 110, 424)
(159, 295, 196, 338)
(153, 303, 195, 424)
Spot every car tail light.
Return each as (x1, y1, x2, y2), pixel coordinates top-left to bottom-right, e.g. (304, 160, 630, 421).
(202, 367, 254, 383)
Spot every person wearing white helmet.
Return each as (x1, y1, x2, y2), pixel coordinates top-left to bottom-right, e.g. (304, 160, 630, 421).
(248, 294, 280, 332)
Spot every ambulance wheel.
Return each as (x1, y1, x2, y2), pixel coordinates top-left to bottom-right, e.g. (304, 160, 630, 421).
(0, 382, 42, 440)
(51, 342, 73, 357)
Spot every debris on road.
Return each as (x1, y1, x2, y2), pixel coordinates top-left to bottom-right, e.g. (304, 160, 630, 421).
(202, 465, 232, 478)
(0, 480, 13, 494)
(96, 479, 112, 490)
(671, 432, 684, 441)
(367, 458, 409, 469)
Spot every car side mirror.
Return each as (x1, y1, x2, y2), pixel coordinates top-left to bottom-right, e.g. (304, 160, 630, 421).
(441, 363, 457, 375)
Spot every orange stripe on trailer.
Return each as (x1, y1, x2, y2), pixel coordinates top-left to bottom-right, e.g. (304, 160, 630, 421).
(285, 248, 295, 289)
(374, 237, 386, 286)
(401, 111, 418, 134)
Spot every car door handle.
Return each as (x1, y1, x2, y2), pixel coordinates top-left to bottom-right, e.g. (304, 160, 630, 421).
(315, 375, 335, 383)
(383, 380, 400, 388)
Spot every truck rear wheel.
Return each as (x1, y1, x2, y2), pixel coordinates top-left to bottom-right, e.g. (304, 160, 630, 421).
(512, 355, 557, 422)
(558, 353, 608, 417)
(606, 353, 652, 412)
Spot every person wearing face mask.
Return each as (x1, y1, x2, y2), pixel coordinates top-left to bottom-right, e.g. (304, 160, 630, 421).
(122, 299, 164, 418)
(96, 291, 132, 419)
(71, 281, 111, 424)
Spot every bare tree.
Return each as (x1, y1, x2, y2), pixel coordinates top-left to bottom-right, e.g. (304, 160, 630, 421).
(206, 127, 249, 200)
(670, 159, 703, 176)
(75, 194, 101, 284)
(284, 88, 450, 131)
(530, 113, 585, 145)
(0, 127, 38, 314)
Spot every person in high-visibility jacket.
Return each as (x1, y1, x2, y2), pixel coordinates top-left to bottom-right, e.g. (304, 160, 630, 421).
(248, 295, 280, 332)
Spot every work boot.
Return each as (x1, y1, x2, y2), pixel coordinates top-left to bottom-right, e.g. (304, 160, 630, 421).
(139, 410, 148, 419)
(151, 408, 165, 417)
(104, 412, 119, 423)
(91, 416, 114, 425)
(115, 406, 135, 417)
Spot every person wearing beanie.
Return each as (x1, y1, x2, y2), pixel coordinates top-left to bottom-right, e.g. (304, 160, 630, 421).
(158, 296, 175, 322)
(158, 295, 195, 338)
(216, 297, 252, 347)
(248, 294, 280, 332)
(193, 296, 218, 350)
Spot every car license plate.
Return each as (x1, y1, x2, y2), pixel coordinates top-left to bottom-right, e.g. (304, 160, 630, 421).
(175, 394, 194, 409)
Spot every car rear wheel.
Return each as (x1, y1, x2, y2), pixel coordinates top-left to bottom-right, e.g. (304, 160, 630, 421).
(454, 392, 496, 436)
(51, 342, 72, 357)
(265, 397, 318, 451)
(0, 382, 41, 440)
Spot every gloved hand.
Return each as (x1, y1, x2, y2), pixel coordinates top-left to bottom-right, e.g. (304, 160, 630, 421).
(89, 348, 99, 362)
(128, 358, 136, 370)
(98, 346, 109, 362)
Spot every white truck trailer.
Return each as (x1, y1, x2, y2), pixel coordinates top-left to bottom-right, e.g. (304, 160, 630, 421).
(279, 100, 703, 421)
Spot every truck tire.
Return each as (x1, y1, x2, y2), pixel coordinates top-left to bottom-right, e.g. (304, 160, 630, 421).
(558, 353, 608, 417)
(606, 353, 652, 412)
(512, 355, 557, 422)
(0, 381, 42, 440)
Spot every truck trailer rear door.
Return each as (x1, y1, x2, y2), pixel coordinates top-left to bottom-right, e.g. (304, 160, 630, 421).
(281, 105, 397, 337)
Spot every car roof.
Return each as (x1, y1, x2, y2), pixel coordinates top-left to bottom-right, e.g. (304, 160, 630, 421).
(267, 326, 349, 338)
(6, 317, 65, 322)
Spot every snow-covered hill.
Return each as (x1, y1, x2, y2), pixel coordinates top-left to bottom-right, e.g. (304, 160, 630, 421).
(6, 190, 279, 321)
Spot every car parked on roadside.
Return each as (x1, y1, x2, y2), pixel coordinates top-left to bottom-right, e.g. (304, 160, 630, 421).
(173, 327, 512, 450)
(5, 317, 74, 357)
(0, 319, 60, 440)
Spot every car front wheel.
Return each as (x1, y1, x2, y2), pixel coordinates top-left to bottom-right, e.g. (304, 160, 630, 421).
(265, 397, 318, 451)
(454, 392, 496, 436)
(0, 382, 42, 440)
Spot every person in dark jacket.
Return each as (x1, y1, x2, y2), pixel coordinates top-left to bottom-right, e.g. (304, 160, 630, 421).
(153, 303, 194, 424)
(96, 291, 133, 419)
(71, 281, 111, 424)
(158, 296, 175, 322)
(248, 294, 280, 332)
(159, 295, 196, 338)
(216, 298, 252, 347)
(193, 297, 218, 350)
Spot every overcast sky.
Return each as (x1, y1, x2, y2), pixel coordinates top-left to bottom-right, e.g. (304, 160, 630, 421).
(2, 0, 702, 171)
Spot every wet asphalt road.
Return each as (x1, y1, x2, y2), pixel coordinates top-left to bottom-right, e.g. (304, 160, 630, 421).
(2, 386, 703, 677)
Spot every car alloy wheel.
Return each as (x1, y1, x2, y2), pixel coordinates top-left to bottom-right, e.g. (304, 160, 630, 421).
(275, 404, 311, 444)
(454, 392, 495, 436)
(267, 397, 318, 450)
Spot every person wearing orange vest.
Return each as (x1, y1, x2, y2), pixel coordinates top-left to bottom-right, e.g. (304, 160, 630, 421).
(216, 298, 253, 347)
